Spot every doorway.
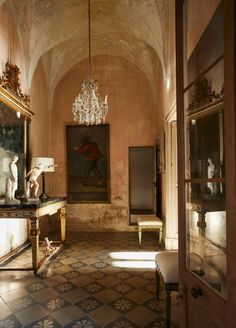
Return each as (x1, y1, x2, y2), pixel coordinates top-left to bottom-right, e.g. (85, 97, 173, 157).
(129, 146, 155, 224)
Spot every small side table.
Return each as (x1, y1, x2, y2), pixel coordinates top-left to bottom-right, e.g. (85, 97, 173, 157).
(137, 216, 163, 244)
(0, 197, 66, 274)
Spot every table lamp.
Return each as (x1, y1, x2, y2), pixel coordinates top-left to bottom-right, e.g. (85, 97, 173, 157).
(31, 157, 55, 201)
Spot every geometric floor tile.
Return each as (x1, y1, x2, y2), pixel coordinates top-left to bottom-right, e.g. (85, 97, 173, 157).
(84, 282, 105, 294)
(89, 271, 107, 280)
(94, 288, 121, 304)
(41, 295, 70, 313)
(124, 306, 158, 327)
(114, 271, 135, 280)
(7, 295, 36, 313)
(0, 314, 22, 328)
(105, 316, 139, 328)
(24, 315, 61, 328)
(126, 289, 153, 304)
(74, 296, 104, 313)
(0, 232, 179, 328)
(89, 305, 120, 326)
(114, 283, 133, 294)
(63, 270, 80, 280)
(51, 305, 84, 326)
(25, 282, 49, 293)
(53, 281, 77, 294)
(93, 262, 110, 269)
(64, 315, 101, 328)
(109, 297, 137, 314)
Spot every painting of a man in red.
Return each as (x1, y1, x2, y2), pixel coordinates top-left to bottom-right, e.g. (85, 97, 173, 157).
(66, 124, 109, 203)
(73, 137, 105, 185)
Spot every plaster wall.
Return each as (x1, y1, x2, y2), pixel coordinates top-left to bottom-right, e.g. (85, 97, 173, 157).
(0, 3, 27, 92)
(0, 3, 29, 256)
(49, 56, 160, 231)
(30, 60, 50, 161)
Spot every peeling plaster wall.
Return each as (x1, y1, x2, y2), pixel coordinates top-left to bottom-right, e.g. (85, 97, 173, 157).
(49, 56, 159, 232)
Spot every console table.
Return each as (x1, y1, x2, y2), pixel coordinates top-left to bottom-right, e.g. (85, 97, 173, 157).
(0, 198, 66, 274)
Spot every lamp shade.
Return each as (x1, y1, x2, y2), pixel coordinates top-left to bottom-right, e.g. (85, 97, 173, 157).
(31, 157, 55, 172)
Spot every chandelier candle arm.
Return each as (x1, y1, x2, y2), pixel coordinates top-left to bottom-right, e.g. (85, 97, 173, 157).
(72, 0, 108, 125)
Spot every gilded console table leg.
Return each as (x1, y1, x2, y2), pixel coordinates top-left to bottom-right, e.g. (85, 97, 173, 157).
(30, 218, 40, 274)
(60, 206, 66, 242)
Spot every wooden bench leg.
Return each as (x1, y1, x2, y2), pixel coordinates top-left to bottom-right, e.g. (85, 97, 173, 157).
(165, 289, 171, 328)
(155, 268, 161, 299)
(159, 227, 163, 244)
(138, 227, 142, 244)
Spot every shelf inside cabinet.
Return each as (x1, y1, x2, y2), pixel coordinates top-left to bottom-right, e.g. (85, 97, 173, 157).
(186, 98, 224, 120)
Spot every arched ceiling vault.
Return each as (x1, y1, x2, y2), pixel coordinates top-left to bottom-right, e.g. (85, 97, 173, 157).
(1, 0, 173, 104)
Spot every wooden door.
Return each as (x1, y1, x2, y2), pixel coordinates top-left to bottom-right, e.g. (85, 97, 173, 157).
(176, 0, 236, 327)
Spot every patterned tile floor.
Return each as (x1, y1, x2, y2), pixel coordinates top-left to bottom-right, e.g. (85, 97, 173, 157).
(0, 232, 180, 327)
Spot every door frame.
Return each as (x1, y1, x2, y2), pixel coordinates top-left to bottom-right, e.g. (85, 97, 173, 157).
(165, 107, 178, 250)
(128, 146, 156, 225)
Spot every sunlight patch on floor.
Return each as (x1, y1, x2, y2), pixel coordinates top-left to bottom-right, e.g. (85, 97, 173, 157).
(110, 251, 156, 268)
(111, 260, 156, 268)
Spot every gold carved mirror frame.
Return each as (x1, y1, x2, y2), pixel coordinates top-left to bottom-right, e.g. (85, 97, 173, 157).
(0, 63, 33, 199)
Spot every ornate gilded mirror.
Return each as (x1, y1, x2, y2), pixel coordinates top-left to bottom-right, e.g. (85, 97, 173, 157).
(0, 63, 33, 199)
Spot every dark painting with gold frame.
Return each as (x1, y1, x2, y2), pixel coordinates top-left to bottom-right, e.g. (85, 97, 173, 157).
(66, 124, 110, 203)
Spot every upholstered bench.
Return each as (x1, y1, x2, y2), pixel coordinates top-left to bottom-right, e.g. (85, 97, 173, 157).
(137, 216, 163, 245)
(155, 251, 179, 328)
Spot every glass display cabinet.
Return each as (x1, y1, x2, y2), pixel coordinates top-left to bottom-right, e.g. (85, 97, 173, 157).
(183, 0, 226, 297)
(176, 0, 236, 326)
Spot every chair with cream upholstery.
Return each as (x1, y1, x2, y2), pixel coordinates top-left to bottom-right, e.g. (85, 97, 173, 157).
(155, 251, 179, 328)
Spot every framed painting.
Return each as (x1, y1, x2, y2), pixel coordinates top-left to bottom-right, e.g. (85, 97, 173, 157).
(66, 124, 110, 203)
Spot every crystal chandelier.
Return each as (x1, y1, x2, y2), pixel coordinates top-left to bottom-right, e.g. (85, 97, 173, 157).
(72, 0, 108, 125)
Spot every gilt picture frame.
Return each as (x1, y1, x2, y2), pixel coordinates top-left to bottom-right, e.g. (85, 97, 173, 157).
(66, 124, 110, 203)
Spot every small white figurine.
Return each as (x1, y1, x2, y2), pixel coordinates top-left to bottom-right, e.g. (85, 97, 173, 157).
(207, 158, 217, 195)
(5, 155, 20, 204)
(26, 163, 44, 198)
(26, 163, 57, 199)
(44, 237, 55, 256)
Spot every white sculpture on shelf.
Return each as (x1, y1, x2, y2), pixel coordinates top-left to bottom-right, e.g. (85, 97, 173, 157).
(5, 155, 20, 204)
(26, 163, 44, 199)
(207, 158, 217, 195)
(25, 158, 57, 199)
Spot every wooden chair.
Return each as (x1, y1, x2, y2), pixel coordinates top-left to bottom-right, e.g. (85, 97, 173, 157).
(155, 251, 179, 328)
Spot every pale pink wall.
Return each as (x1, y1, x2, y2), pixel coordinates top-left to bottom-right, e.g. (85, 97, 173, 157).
(0, 3, 28, 92)
(30, 59, 50, 163)
(49, 56, 159, 231)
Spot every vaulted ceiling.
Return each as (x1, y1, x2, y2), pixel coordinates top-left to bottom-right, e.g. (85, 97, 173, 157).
(1, 0, 174, 104)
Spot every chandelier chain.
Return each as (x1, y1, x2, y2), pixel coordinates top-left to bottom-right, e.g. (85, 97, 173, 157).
(72, 0, 108, 125)
(88, 0, 91, 80)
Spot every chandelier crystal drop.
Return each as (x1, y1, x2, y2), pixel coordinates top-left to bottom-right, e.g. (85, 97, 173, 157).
(72, 0, 108, 125)
(72, 80, 108, 125)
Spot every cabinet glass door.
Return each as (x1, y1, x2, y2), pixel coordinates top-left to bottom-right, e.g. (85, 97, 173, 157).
(183, 0, 227, 297)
